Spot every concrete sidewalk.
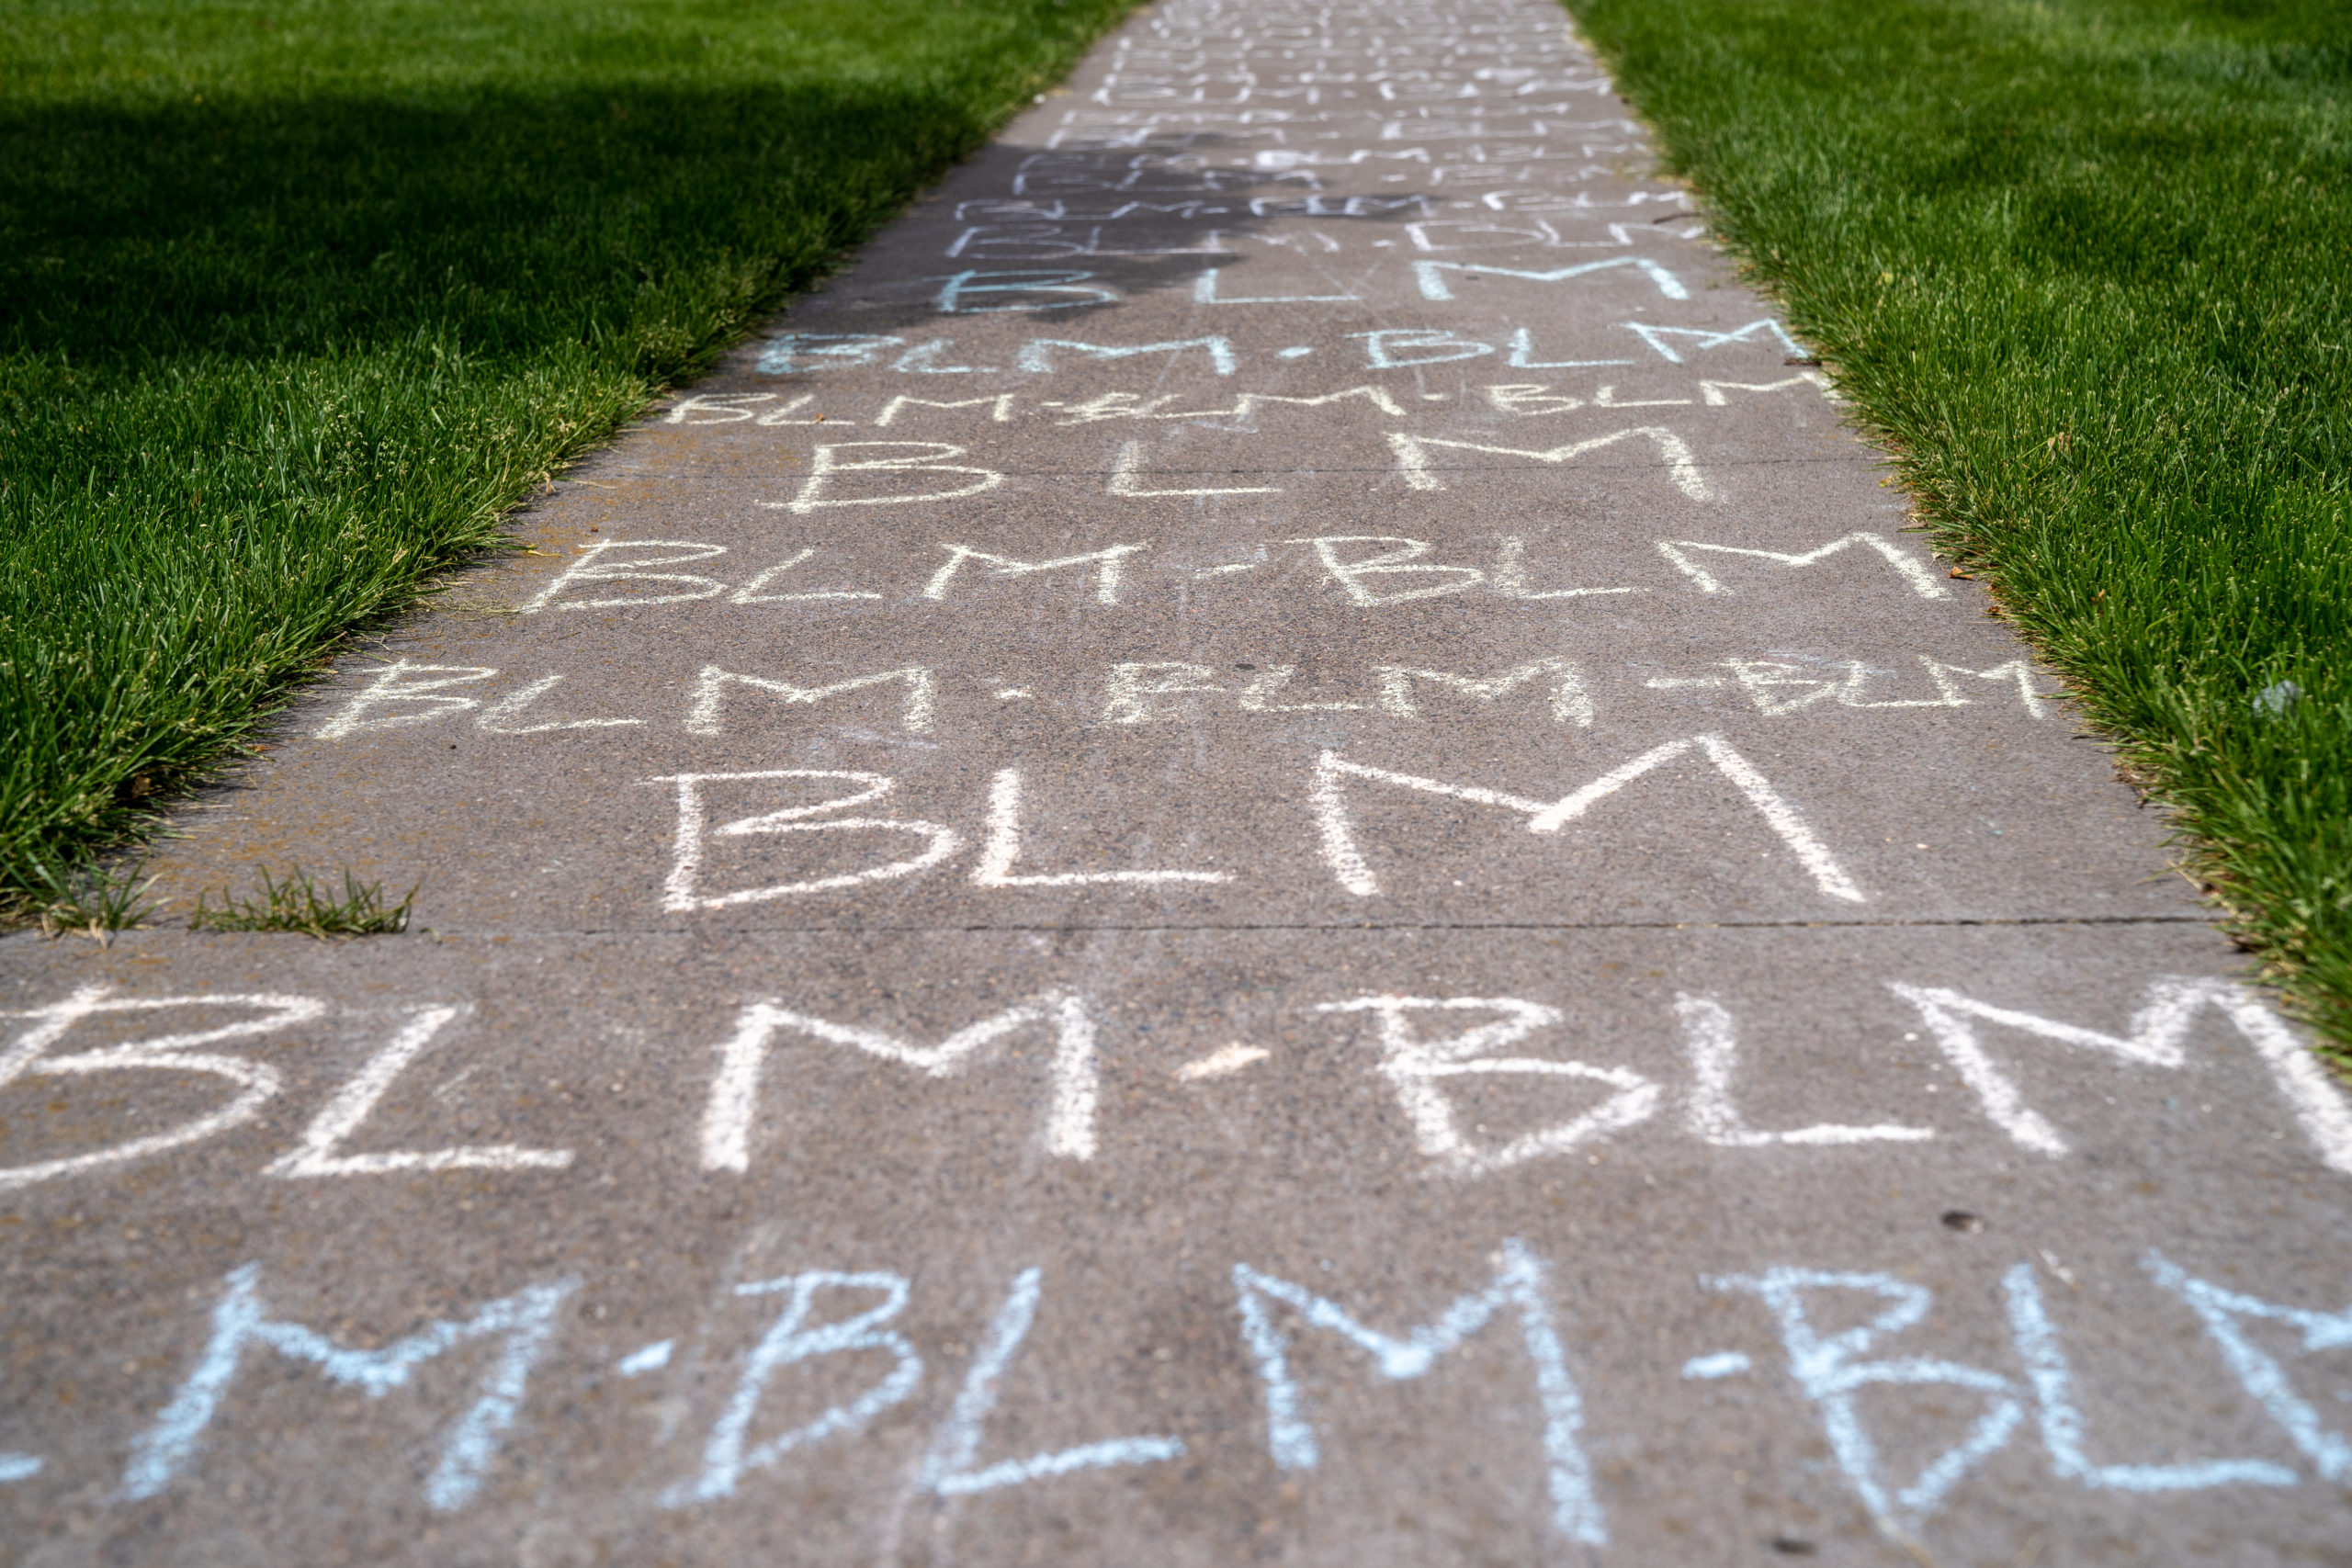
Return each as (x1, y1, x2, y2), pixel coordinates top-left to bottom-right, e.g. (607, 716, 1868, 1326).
(6, 1, 2348, 1562)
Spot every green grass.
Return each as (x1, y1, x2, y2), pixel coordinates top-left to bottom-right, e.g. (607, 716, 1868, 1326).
(189, 864, 414, 936)
(1569, 0, 2352, 1057)
(0, 0, 1133, 922)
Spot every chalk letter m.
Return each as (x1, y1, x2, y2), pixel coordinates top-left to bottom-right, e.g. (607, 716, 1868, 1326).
(1412, 257, 1686, 302)
(1232, 1240, 1605, 1543)
(124, 1264, 575, 1510)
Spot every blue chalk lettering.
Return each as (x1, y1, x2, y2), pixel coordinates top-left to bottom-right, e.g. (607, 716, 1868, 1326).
(664, 1271, 922, 1506)
(893, 341, 1000, 374)
(123, 1263, 575, 1510)
(1233, 1239, 1604, 1545)
(1710, 1268, 2021, 1530)
(1279, 346, 1316, 358)
(2001, 1263, 2294, 1491)
(757, 333, 907, 375)
(1619, 319, 1801, 365)
(1016, 337, 1238, 376)
(616, 1340, 674, 1376)
(933, 270, 1119, 314)
(1412, 257, 1688, 303)
(922, 1267, 1182, 1496)
(1505, 327, 1633, 369)
(2146, 1251, 2352, 1482)
(0, 1454, 41, 1483)
(1350, 329, 1494, 369)
(1680, 1351, 1751, 1380)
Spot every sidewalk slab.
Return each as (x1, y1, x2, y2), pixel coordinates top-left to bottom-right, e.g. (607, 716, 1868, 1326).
(4, 1, 2346, 1562)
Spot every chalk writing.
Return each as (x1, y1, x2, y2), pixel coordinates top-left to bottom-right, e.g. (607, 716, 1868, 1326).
(1309, 739, 1865, 901)
(1316, 996, 1659, 1177)
(1657, 531, 1950, 599)
(263, 1007, 572, 1178)
(920, 1268, 1184, 1495)
(769, 444, 1004, 514)
(1411, 255, 1685, 301)
(974, 769, 1232, 886)
(684, 664, 934, 736)
(1388, 427, 1711, 500)
(1888, 977, 2352, 1172)
(125, 1264, 575, 1510)
(663, 1272, 922, 1505)
(518, 539, 729, 613)
(1710, 1268, 2025, 1536)
(644, 770, 962, 909)
(0, 987, 322, 1190)
(698, 992, 1100, 1167)
(1233, 1239, 1605, 1542)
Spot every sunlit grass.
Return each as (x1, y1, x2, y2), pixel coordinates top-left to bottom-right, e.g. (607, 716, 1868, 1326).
(1572, 0, 2352, 1056)
(0, 0, 1133, 917)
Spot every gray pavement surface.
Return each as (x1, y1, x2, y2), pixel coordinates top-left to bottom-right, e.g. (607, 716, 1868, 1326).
(6, 2, 2351, 1562)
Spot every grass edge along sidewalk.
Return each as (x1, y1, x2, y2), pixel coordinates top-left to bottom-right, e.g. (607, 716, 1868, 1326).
(1569, 0, 2352, 1063)
(0, 0, 1137, 925)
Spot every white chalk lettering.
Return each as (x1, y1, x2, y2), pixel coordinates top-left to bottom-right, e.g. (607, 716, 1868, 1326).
(1237, 666, 1369, 713)
(1482, 382, 1582, 415)
(644, 770, 961, 910)
(1888, 978, 2352, 1170)
(1676, 995, 1932, 1146)
(728, 549, 883, 604)
(934, 269, 1121, 313)
(924, 542, 1148, 604)
(517, 538, 729, 613)
(684, 665, 933, 737)
(1310, 739, 1864, 901)
(699, 993, 1101, 1168)
(315, 659, 497, 739)
(0, 987, 323, 1191)
(1291, 535, 1485, 605)
(1621, 318, 1801, 364)
(893, 340, 1001, 375)
(1504, 328, 1633, 368)
(1316, 996, 1659, 1177)
(1102, 661, 1224, 724)
(263, 1007, 574, 1178)
(1656, 531, 1950, 599)
(1373, 656, 1591, 726)
(1412, 256, 1685, 301)
(2144, 1251, 2352, 1481)
(2003, 1262, 2296, 1491)
(757, 333, 905, 374)
(974, 770, 1232, 887)
(1351, 328, 1494, 368)
(771, 443, 1004, 514)
(1388, 428, 1710, 502)
(476, 674, 644, 733)
(872, 394, 1018, 426)
(1016, 336, 1238, 375)
(1700, 371, 1835, 404)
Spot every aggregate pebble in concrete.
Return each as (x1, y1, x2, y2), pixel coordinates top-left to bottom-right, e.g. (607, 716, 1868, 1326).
(5, 1, 2349, 1563)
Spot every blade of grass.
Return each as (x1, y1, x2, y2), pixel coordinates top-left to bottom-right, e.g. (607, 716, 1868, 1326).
(1570, 0, 2352, 1064)
(0, 0, 1138, 920)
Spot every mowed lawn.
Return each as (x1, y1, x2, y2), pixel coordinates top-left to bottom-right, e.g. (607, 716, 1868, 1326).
(0, 0, 1131, 916)
(1573, 0, 2352, 1056)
